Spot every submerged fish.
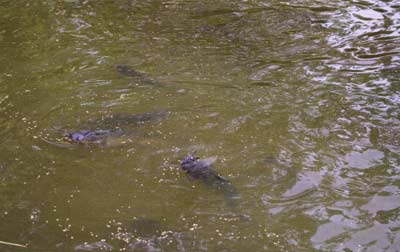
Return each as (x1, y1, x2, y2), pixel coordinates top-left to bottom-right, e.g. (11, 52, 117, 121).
(180, 155, 240, 207)
(116, 65, 147, 78)
(116, 65, 164, 87)
(46, 111, 169, 147)
(67, 130, 123, 145)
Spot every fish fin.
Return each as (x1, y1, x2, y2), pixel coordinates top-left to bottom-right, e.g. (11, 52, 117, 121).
(201, 156, 218, 166)
(40, 137, 77, 149)
(213, 172, 229, 182)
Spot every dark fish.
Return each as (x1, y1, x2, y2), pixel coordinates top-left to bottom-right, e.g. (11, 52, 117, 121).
(116, 65, 164, 87)
(180, 155, 240, 207)
(64, 111, 169, 146)
(67, 130, 121, 144)
(116, 65, 146, 78)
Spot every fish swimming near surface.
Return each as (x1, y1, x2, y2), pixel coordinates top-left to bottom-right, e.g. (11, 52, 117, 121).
(116, 65, 164, 87)
(66, 112, 169, 146)
(44, 111, 169, 148)
(116, 65, 147, 78)
(63, 128, 138, 148)
(180, 155, 240, 208)
(67, 130, 123, 145)
(116, 64, 241, 90)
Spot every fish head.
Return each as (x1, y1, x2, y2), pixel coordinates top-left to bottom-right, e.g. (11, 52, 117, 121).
(68, 131, 91, 142)
(180, 155, 199, 172)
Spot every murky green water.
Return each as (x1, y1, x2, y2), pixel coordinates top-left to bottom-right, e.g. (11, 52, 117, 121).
(1, 0, 399, 251)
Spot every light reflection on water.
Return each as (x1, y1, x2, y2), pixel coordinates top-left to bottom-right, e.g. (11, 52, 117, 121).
(0, 0, 399, 251)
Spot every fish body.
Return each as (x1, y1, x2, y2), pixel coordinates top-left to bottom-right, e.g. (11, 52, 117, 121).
(180, 155, 227, 182)
(67, 130, 124, 145)
(68, 130, 111, 143)
(116, 65, 146, 78)
(116, 65, 164, 87)
(62, 111, 168, 146)
(180, 155, 240, 205)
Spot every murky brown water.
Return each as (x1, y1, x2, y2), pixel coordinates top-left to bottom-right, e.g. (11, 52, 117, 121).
(0, 0, 399, 251)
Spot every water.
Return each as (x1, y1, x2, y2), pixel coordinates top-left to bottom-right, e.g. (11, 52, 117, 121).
(0, 0, 399, 251)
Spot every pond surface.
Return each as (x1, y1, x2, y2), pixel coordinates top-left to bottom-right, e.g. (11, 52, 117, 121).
(0, 0, 400, 251)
